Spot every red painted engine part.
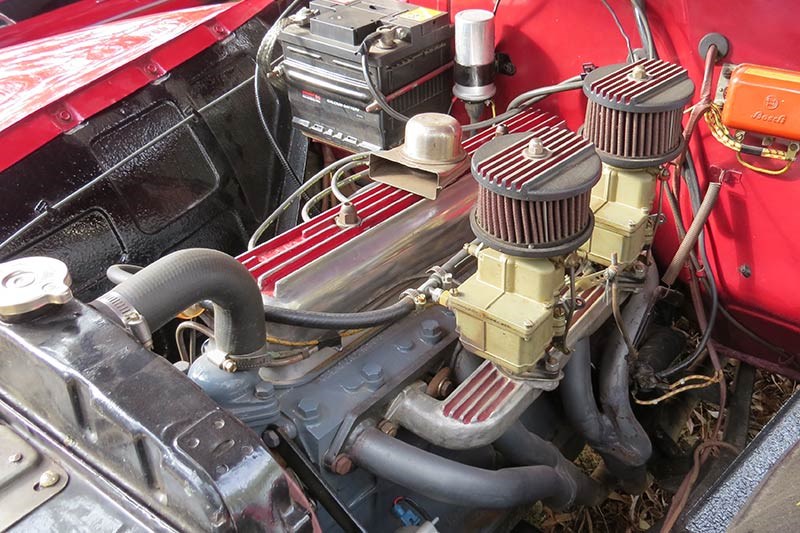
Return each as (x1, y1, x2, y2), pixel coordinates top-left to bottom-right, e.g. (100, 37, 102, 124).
(238, 108, 563, 294)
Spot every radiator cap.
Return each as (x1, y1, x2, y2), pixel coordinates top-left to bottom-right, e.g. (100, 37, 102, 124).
(0, 257, 72, 321)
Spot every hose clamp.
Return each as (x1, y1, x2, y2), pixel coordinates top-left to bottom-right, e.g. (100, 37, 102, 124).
(205, 342, 275, 373)
(401, 289, 426, 310)
(91, 291, 153, 349)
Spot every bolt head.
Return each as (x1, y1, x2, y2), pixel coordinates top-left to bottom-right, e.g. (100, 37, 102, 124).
(255, 382, 275, 400)
(38, 470, 60, 488)
(297, 397, 320, 419)
(420, 319, 443, 342)
(361, 362, 384, 381)
(739, 264, 752, 278)
(395, 339, 414, 352)
(8, 452, 23, 464)
(331, 454, 353, 475)
(263, 430, 280, 448)
(377, 419, 399, 437)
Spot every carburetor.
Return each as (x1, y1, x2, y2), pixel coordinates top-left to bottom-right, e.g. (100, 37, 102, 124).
(580, 59, 694, 265)
(440, 126, 601, 374)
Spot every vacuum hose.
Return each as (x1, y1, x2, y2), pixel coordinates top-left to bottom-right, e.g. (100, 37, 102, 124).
(264, 298, 416, 330)
(96, 249, 266, 357)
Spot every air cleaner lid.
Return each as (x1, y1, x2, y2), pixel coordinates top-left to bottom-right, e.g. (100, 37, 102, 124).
(583, 59, 695, 113)
(471, 128, 601, 201)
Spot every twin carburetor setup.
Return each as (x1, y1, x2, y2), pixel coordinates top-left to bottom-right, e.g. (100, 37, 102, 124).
(383, 58, 695, 378)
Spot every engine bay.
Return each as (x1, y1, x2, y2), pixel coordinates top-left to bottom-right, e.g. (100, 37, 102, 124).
(1, 1, 799, 532)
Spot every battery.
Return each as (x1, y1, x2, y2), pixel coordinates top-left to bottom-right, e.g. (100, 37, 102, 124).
(277, 0, 453, 151)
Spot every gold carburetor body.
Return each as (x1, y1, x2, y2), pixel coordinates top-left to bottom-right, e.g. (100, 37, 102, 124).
(443, 126, 601, 375)
(442, 246, 564, 373)
(582, 165, 658, 266)
(580, 59, 695, 266)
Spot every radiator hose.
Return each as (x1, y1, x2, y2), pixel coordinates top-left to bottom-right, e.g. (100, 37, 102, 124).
(95, 249, 266, 358)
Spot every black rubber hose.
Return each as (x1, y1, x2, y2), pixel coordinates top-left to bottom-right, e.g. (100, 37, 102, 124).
(106, 264, 142, 285)
(561, 337, 650, 493)
(264, 298, 415, 330)
(494, 421, 607, 506)
(348, 428, 579, 509)
(104, 249, 266, 356)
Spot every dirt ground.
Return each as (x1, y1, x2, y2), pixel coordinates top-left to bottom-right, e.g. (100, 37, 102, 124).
(526, 365, 799, 533)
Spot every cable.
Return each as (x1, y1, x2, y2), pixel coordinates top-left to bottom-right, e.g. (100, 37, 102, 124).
(176, 320, 215, 363)
(248, 151, 370, 248)
(600, 0, 634, 61)
(631, 0, 657, 59)
(257, 0, 304, 91)
(634, 370, 721, 406)
(0, 75, 257, 259)
(659, 440, 739, 533)
(331, 160, 367, 204)
(505, 77, 583, 112)
(611, 279, 639, 359)
(254, 63, 305, 190)
(661, 181, 722, 286)
(492, 0, 502, 15)
(301, 170, 369, 221)
(359, 31, 409, 123)
(461, 79, 583, 133)
(658, 157, 720, 379)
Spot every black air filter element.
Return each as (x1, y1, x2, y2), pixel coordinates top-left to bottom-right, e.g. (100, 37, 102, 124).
(471, 128, 602, 258)
(583, 59, 694, 168)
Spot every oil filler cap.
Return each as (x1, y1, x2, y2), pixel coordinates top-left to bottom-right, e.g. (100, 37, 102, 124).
(0, 257, 72, 321)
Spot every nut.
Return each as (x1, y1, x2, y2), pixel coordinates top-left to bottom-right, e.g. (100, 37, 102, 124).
(426, 366, 453, 399)
(437, 379, 455, 398)
(377, 419, 399, 437)
(335, 202, 361, 228)
(330, 454, 353, 475)
(630, 64, 648, 80)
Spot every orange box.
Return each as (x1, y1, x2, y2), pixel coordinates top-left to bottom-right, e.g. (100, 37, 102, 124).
(722, 63, 800, 140)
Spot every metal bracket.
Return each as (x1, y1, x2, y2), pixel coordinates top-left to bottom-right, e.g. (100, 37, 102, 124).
(0, 424, 68, 530)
